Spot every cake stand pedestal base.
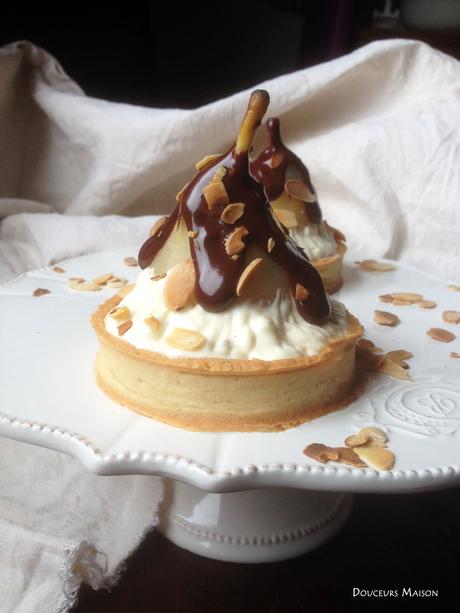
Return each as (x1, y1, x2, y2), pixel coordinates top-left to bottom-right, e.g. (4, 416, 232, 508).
(158, 480, 352, 563)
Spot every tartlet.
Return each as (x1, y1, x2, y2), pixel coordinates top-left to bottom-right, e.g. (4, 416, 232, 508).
(250, 118, 346, 293)
(92, 90, 363, 432)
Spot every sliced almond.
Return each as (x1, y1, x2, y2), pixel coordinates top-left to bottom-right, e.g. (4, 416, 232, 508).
(195, 153, 222, 171)
(324, 220, 346, 243)
(356, 260, 396, 272)
(379, 294, 394, 303)
(390, 292, 423, 303)
(392, 299, 414, 306)
(376, 358, 412, 380)
(337, 447, 367, 468)
(203, 181, 229, 210)
(107, 278, 127, 289)
(224, 226, 249, 257)
(149, 216, 168, 237)
(33, 288, 50, 297)
(221, 203, 245, 224)
(236, 258, 263, 296)
(303, 443, 339, 464)
(427, 327, 456, 343)
(295, 283, 310, 302)
(124, 256, 138, 267)
(52, 266, 65, 273)
(211, 166, 226, 183)
(417, 299, 437, 309)
(231, 254, 240, 261)
(165, 328, 205, 351)
(284, 179, 316, 203)
(151, 273, 166, 282)
(108, 306, 131, 321)
(384, 349, 413, 361)
(118, 283, 134, 298)
(68, 281, 101, 292)
(274, 208, 298, 229)
(358, 427, 388, 446)
(117, 320, 132, 336)
(175, 181, 190, 203)
(92, 273, 114, 286)
(68, 277, 84, 284)
(188, 230, 198, 239)
(354, 446, 395, 471)
(144, 315, 161, 337)
(344, 433, 370, 448)
(267, 237, 275, 253)
(448, 284, 460, 292)
(358, 338, 382, 352)
(163, 259, 196, 311)
(374, 310, 400, 326)
(356, 347, 384, 371)
(270, 151, 284, 169)
(442, 310, 460, 325)
(451, 352, 460, 359)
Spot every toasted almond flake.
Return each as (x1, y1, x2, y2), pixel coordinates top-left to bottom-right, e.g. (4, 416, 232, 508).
(151, 273, 166, 281)
(324, 220, 346, 242)
(68, 281, 101, 292)
(284, 179, 316, 203)
(417, 299, 437, 309)
(337, 447, 367, 468)
(376, 358, 412, 380)
(149, 216, 168, 237)
(92, 273, 114, 286)
(448, 284, 460, 292)
(124, 256, 138, 267)
(384, 349, 413, 361)
(274, 208, 298, 229)
(165, 328, 205, 351)
(390, 292, 423, 303)
(68, 277, 84, 284)
(358, 338, 381, 352)
(107, 278, 127, 289)
(354, 446, 395, 471)
(236, 258, 263, 296)
(295, 283, 310, 302)
(221, 202, 245, 225)
(203, 181, 229, 210)
(427, 327, 456, 343)
(211, 166, 226, 183)
(267, 237, 275, 253)
(52, 266, 65, 273)
(117, 320, 132, 336)
(374, 310, 400, 326)
(188, 230, 198, 239)
(163, 259, 196, 311)
(195, 153, 222, 171)
(270, 151, 284, 169)
(442, 310, 460, 325)
(302, 443, 339, 463)
(356, 260, 396, 272)
(109, 306, 131, 320)
(392, 299, 414, 306)
(231, 254, 239, 261)
(118, 283, 134, 298)
(379, 294, 394, 303)
(33, 288, 50, 297)
(344, 433, 370, 448)
(224, 226, 249, 256)
(356, 347, 384, 371)
(176, 182, 190, 203)
(358, 427, 388, 446)
(451, 352, 460, 359)
(144, 315, 161, 337)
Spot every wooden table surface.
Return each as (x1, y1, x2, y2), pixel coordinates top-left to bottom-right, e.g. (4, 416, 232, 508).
(75, 486, 459, 612)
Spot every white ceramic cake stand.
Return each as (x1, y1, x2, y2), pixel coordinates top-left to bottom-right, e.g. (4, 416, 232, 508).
(1, 248, 460, 563)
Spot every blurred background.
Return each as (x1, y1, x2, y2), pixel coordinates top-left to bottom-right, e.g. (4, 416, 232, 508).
(1, 0, 460, 108)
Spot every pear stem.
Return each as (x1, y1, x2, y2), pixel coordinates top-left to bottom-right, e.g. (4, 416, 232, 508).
(235, 89, 270, 154)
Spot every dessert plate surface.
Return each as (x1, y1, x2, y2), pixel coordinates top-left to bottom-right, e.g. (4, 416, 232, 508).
(1, 248, 459, 493)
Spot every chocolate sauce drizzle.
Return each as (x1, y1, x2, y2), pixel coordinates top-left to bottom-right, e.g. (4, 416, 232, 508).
(138, 147, 331, 323)
(250, 117, 322, 224)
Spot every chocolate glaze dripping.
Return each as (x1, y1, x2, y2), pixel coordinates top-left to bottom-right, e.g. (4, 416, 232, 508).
(138, 92, 331, 324)
(250, 117, 322, 224)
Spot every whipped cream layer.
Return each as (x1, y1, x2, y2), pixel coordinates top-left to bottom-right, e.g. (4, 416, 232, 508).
(105, 267, 349, 360)
(289, 221, 338, 261)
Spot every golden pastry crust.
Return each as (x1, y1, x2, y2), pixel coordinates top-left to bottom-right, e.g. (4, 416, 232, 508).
(313, 241, 346, 294)
(91, 295, 363, 432)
